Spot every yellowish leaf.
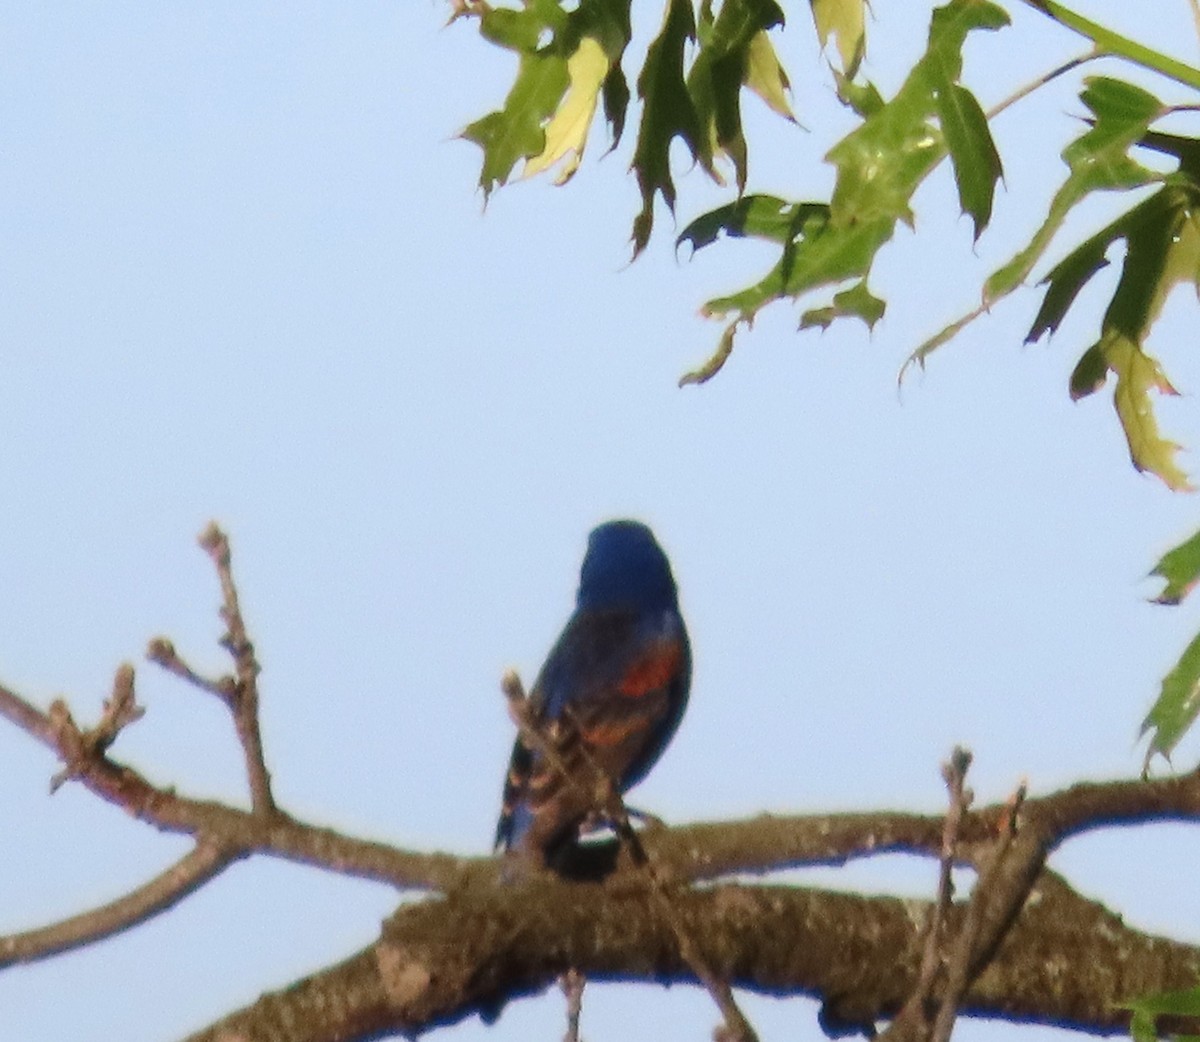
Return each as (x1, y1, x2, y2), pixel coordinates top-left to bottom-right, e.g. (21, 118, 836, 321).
(810, 0, 865, 77)
(745, 30, 795, 121)
(523, 36, 609, 184)
(1104, 334, 1192, 491)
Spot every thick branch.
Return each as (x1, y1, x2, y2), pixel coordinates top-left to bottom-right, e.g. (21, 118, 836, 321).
(183, 869, 1200, 1042)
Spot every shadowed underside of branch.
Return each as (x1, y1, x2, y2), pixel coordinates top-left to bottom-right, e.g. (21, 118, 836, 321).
(184, 872, 1200, 1042)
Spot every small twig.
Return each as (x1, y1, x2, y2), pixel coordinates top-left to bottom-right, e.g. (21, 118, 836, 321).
(146, 636, 235, 704)
(501, 671, 577, 794)
(560, 967, 586, 1042)
(0, 677, 470, 890)
(984, 50, 1098, 124)
(0, 840, 239, 968)
(885, 747, 974, 1042)
(501, 670, 760, 1042)
(48, 664, 145, 793)
(197, 522, 276, 816)
(601, 772, 758, 1042)
(928, 749, 973, 984)
(928, 780, 1033, 1042)
(925, 750, 978, 1042)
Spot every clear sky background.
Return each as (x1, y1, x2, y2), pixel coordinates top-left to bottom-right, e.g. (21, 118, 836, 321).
(3, 2, 1200, 1040)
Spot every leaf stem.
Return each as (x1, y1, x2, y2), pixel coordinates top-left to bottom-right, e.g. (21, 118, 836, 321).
(1017, 0, 1200, 90)
(985, 49, 1098, 122)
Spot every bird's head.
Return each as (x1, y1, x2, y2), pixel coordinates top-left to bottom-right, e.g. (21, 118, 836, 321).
(576, 519, 679, 613)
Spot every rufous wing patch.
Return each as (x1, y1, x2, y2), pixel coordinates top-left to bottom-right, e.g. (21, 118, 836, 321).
(618, 640, 683, 698)
(579, 716, 649, 747)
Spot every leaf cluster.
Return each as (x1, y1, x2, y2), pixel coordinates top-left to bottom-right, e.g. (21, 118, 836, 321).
(456, 0, 1200, 802)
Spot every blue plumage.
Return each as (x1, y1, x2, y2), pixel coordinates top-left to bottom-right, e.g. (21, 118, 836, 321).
(495, 520, 691, 864)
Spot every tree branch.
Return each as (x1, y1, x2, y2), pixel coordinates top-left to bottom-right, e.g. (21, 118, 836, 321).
(0, 679, 471, 890)
(200, 522, 276, 815)
(5, 665, 1200, 894)
(0, 841, 239, 968)
(181, 868, 1200, 1042)
(884, 747, 976, 1042)
(6, 517, 1200, 1042)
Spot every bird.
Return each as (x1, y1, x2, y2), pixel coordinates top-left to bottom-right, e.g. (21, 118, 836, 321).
(495, 519, 691, 866)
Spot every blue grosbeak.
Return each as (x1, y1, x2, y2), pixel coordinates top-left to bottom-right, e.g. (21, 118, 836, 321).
(495, 519, 691, 865)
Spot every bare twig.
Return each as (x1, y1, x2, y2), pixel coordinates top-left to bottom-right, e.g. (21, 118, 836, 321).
(930, 748, 973, 970)
(48, 664, 144, 793)
(0, 841, 238, 968)
(0, 679, 471, 891)
(879, 758, 1039, 1042)
(984, 50, 1098, 123)
(930, 781, 1035, 1042)
(885, 747, 974, 1042)
(560, 967, 585, 1042)
(197, 522, 276, 816)
(925, 750, 977, 1042)
(502, 670, 760, 1042)
(146, 636, 234, 702)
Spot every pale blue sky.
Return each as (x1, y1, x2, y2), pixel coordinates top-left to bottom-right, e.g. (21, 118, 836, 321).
(3, 2, 1200, 1040)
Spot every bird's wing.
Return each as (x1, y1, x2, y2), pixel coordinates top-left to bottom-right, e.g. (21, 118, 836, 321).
(495, 607, 689, 854)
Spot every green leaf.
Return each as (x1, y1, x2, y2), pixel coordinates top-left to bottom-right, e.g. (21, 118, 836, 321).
(833, 70, 884, 118)
(936, 82, 1002, 239)
(477, 0, 567, 51)
(462, 0, 633, 197)
(809, 0, 866, 77)
(826, 0, 1005, 229)
(744, 29, 795, 122)
(697, 208, 891, 319)
(984, 77, 1165, 304)
(922, 0, 1008, 242)
(463, 52, 570, 197)
(592, 0, 633, 145)
(1151, 528, 1200, 606)
(1120, 983, 1200, 1042)
(1104, 334, 1188, 491)
(687, 0, 789, 191)
(1027, 212, 1123, 343)
(683, 0, 1008, 380)
(1067, 342, 1107, 399)
(679, 319, 738, 386)
(1050, 183, 1200, 489)
(601, 63, 630, 146)
(631, 0, 700, 255)
(909, 76, 1169, 375)
(677, 194, 829, 250)
(1142, 629, 1200, 766)
(800, 279, 886, 331)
